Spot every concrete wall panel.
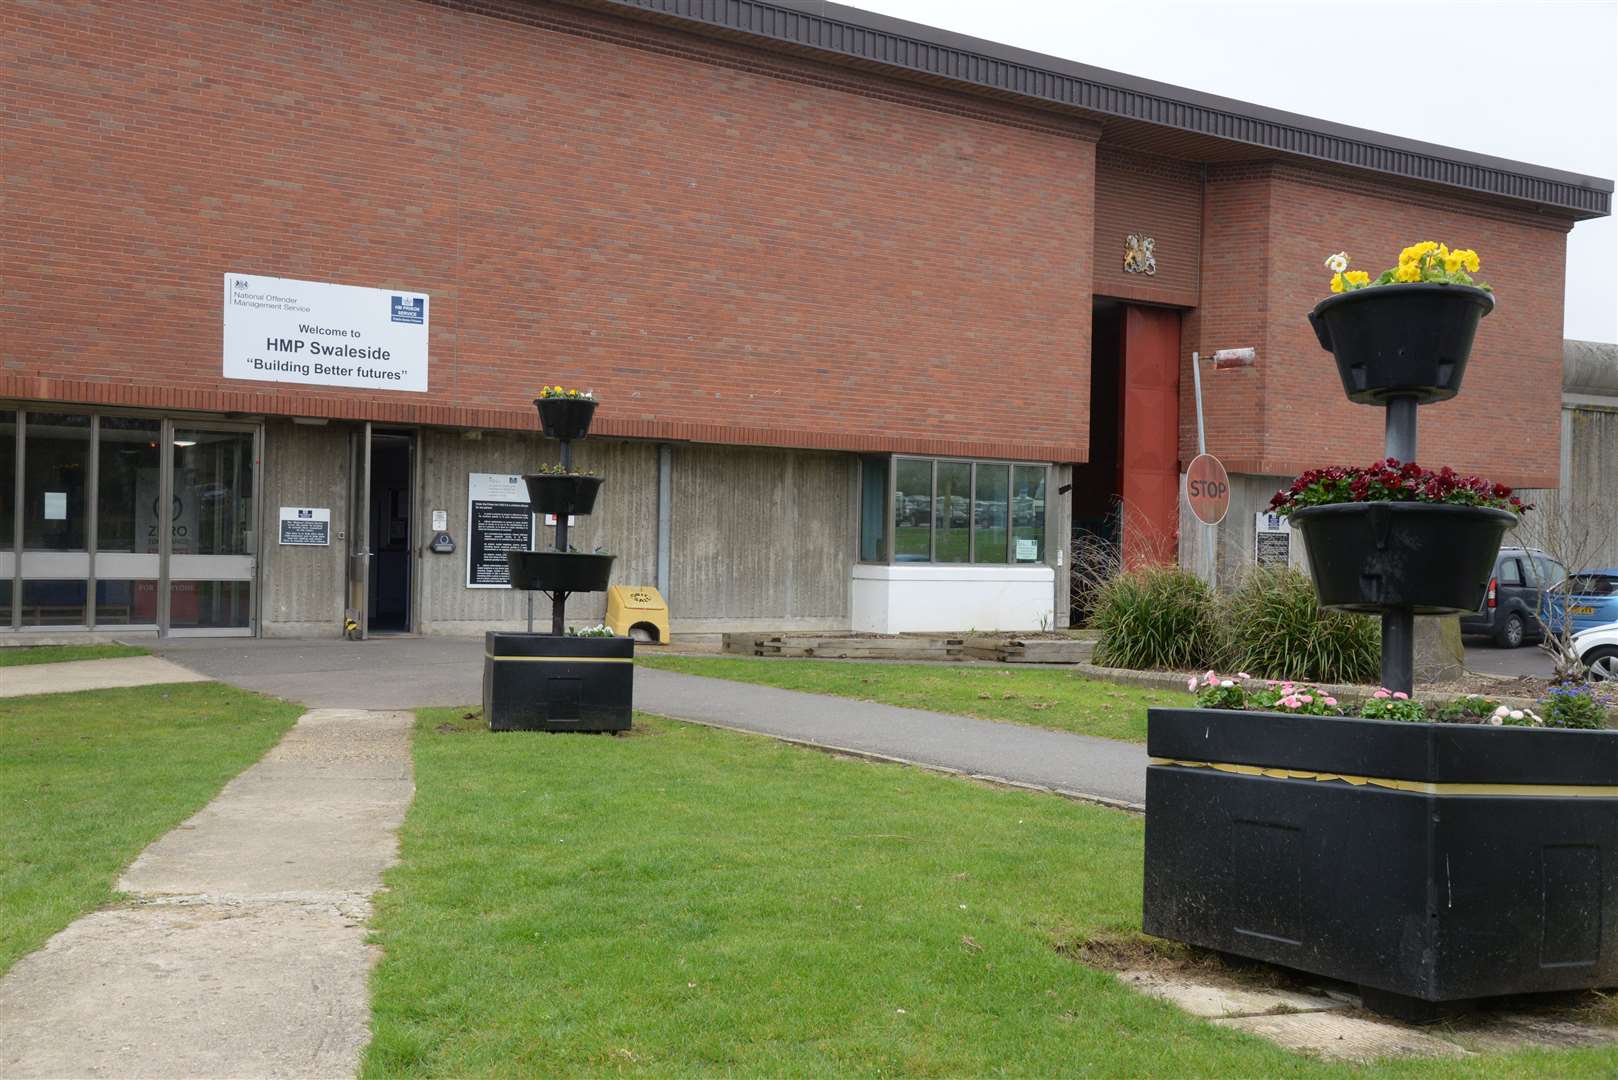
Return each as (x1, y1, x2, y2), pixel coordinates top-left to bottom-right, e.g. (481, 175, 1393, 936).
(669, 445, 852, 632)
(260, 420, 350, 637)
(414, 430, 658, 635)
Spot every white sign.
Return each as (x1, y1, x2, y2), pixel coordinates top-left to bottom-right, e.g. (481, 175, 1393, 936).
(1254, 511, 1291, 567)
(543, 514, 577, 528)
(1015, 537, 1039, 562)
(431, 509, 448, 532)
(279, 506, 331, 546)
(223, 273, 429, 392)
(467, 473, 534, 589)
(44, 492, 67, 521)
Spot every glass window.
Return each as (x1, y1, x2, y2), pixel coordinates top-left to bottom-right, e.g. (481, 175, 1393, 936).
(1011, 465, 1047, 563)
(894, 459, 932, 563)
(95, 580, 159, 626)
(934, 461, 970, 563)
(1, 409, 15, 549)
(21, 580, 86, 626)
(1498, 559, 1523, 586)
(23, 411, 90, 550)
(1533, 556, 1567, 589)
(972, 464, 1008, 564)
(96, 417, 162, 553)
(859, 457, 888, 562)
(173, 430, 255, 556)
(1568, 574, 1618, 597)
(169, 580, 251, 629)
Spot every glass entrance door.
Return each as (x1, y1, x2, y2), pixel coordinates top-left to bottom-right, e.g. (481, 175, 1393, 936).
(165, 424, 257, 635)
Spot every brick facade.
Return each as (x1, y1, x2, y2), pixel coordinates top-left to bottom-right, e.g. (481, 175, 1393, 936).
(2, 0, 1098, 463)
(1179, 165, 1569, 488)
(1092, 150, 1201, 309)
(2, 0, 1583, 485)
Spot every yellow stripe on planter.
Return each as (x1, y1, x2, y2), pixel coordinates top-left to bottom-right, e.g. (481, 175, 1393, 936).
(482, 653, 634, 664)
(1149, 758, 1618, 798)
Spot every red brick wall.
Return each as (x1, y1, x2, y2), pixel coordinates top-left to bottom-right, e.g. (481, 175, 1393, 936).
(1182, 164, 1570, 488)
(1093, 150, 1201, 309)
(1, 0, 1099, 462)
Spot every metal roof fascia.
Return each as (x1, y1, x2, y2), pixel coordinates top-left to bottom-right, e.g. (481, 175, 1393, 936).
(595, 0, 1612, 218)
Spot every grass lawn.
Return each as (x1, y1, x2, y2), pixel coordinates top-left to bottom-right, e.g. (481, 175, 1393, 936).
(0, 683, 301, 975)
(637, 656, 1187, 742)
(0, 642, 150, 667)
(364, 710, 1613, 1077)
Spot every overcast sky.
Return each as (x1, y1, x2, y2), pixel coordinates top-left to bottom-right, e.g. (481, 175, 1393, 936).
(838, 0, 1618, 343)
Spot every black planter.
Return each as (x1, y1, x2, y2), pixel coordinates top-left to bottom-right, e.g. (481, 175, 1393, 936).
(1308, 283, 1494, 404)
(1145, 707, 1618, 1008)
(1290, 501, 1514, 615)
(522, 473, 603, 517)
(535, 397, 598, 441)
(484, 631, 633, 732)
(506, 551, 615, 593)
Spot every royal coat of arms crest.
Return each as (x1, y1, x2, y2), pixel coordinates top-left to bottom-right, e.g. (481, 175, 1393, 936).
(1124, 234, 1157, 276)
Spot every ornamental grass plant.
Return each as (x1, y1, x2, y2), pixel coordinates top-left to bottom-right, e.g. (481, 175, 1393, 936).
(1091, 566, 1220, 672)
(1220, 567, 1381, 685)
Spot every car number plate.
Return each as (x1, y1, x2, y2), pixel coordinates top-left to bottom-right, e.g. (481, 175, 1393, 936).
(1570, 605, 1596, 615)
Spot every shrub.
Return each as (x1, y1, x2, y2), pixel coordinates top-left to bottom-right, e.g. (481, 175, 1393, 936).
(1429, 694, 1500, 724)
(1221, 567, 1380, 684)
(1092, 567, 1221, 672)
(1540, 681, 1613, 729)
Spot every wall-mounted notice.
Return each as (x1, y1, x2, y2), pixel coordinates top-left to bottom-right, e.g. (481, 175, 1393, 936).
(223, 273, 429, 392)
(1254, 510, 1291, 567)
(467, 473, 533, 589)
(278, 506, 331, 546)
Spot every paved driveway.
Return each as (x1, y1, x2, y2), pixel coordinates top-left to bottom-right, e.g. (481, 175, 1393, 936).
(155, 637, 1149, 807)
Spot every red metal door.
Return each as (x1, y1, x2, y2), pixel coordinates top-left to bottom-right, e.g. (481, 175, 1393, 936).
(1119, 306, 1182, 568)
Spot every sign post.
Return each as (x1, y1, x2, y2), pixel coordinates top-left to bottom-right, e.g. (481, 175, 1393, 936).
(1185, 452, 1230, 587)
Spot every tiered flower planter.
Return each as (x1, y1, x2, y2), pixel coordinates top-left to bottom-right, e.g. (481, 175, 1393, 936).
(483, 395, 632, 733)
(1145, 279, 1618, 1019)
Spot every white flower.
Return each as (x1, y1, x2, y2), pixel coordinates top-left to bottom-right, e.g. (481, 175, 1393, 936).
(1492, 705, 1510, 716)
(1509, 709, 1524, 720)
(1324, 251, 1349, 273)
(1489, 716, 1502, 726)
(1187, 676, 1198, 692)
(1220, 680, 1234, 688)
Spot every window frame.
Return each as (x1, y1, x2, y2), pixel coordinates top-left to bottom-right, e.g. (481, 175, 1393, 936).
(860, 454, 1052, 567)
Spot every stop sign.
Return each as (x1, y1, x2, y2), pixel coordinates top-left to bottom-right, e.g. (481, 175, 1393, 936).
(1185, 453, 1230, 526)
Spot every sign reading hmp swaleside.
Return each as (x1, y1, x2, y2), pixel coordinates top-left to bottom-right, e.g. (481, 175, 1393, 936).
(223, 273, 428, 392)
(1185, 453, 1230, 526)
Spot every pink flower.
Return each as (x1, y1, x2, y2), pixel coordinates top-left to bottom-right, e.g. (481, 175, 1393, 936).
(1236, 672, 1251, 680)
(1187, 676, 1198, 692)
(1323, 697, 1337, 706)
(1392, 692, 1408, 700)
(1299, 694, 1313, 704)
(1373, 689, 1390, 699)
(1204, 671, 1216, 682)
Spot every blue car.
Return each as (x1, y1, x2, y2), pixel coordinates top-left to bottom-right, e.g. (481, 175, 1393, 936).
(1550, 568, 1618, 635)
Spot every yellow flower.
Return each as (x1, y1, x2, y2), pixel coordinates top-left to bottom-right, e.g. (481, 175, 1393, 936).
(1399, 241, 1439, 266)
(1456, 248, 1480, 273)
(1331, 272, 1345, 293)
(1345, 270, 1370, 287)
(1394, 263, 1422, 283)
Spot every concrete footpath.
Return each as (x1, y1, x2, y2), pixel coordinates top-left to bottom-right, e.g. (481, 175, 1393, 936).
(0, 655, 210, 697)
(0, 709, 414, 1079)
(157, 638, 1148, 808)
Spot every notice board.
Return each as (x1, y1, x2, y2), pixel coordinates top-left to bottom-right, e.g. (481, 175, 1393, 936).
(467, 473, 533, 588)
